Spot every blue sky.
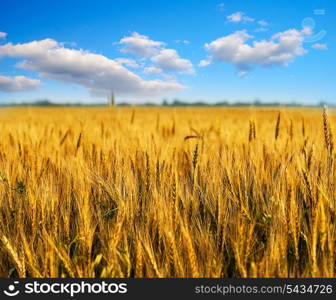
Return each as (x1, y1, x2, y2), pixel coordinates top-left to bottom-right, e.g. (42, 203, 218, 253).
(0, 0, 335, 104)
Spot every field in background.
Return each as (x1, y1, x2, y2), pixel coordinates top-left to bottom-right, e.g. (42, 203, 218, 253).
(0, 106, 335, 277)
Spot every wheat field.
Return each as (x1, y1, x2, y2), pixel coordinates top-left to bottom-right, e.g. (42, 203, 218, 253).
(0, 106, 335, 278)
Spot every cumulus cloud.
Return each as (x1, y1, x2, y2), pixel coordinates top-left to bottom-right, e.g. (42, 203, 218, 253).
(200, 28, 309, 71)
(151, 49, 194, 74)
(114, 57, 140, 68)
(0, 39, 185, 98)
(118, 32, 164, 57)
(118, 32, 194, 75)
(0, 32, 7, 39)
(311, 43, 328, 50)
(227, 12, 254, 23)
(0, 75, 41, 92)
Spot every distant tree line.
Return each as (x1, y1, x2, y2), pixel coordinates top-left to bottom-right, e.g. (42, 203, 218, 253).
(0, 98, 332, 107)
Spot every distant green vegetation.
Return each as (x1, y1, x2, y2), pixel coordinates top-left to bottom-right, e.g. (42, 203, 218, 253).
(0, 98, 332, 107)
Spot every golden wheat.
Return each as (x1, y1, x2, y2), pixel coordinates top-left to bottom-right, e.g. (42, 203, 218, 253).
(0, 106, 335, 278)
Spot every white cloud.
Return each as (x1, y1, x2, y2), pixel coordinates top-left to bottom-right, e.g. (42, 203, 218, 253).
(257, 20, 268, 26)
(255, 20, 269, 32)
(254, 27, 269, 33)
(115, 58, 140, 68)
(227, 12, 254, 23)
(118, 32, 194, 75)
(118, 32, 164, 57)
(151, 49, 194, 74)
(311, 43, 328, 50)
(143, 66, 163, 74)
(0, 75, 41, 92)
(199, 58, 212, 67)
(201, 28, 309, 71)
(174, 39, 190, 45)
(0, 39, 185, 98)
(0, 32, 7, 39)
(0, 39, 58, 57)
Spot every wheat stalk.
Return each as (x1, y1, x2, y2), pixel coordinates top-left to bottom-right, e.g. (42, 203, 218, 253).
(1, 235, 26, 277)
